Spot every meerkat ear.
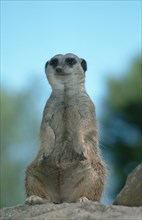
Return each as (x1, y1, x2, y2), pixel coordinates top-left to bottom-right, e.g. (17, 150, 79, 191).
(81, 59, 87, 72)
(45, 61, 49, 72)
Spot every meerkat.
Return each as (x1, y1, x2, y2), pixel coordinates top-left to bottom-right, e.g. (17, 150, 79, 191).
(25, 53, 106, 205)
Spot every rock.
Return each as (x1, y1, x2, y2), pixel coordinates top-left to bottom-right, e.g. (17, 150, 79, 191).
(0, 202, 142, 220)
(114, 162, 142, 206)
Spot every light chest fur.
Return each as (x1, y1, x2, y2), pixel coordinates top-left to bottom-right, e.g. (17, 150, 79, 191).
(40, 87, 97, 165)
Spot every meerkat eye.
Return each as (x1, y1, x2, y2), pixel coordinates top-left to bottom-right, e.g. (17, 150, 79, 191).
(50, 58, 58, 67)
(65, 58, 77, 66)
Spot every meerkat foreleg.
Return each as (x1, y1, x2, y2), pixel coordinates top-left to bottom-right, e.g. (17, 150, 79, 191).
(73, 125, 98, 159)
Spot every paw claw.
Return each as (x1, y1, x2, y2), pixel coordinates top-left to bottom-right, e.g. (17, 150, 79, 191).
(43, 153, 48, 161)
(79, 151, 87, 161)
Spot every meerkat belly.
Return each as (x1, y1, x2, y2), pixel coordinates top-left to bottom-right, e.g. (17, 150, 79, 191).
(41, 159, 93, 202)
(49, 101, 81, 163)
(58, 160, 94, 202)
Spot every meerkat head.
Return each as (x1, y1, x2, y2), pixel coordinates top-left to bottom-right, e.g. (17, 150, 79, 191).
(45, 53, 87, 90)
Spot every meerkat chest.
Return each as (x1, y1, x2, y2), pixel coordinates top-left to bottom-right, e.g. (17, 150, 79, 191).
(42, 91, 95, 163)
(50, 96, 81, 131)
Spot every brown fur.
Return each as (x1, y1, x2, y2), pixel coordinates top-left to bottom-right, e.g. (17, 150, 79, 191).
(25, 53, 106, 204)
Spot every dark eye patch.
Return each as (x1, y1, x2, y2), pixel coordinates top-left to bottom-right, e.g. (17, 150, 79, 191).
(65, 58, 77, 66)
(50, 58, 58, 67)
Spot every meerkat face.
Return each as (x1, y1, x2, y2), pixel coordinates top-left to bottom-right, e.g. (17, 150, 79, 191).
(45, 53, 87, 89)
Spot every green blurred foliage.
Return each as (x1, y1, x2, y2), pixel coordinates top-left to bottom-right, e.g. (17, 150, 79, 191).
(0, 85, 40, 208)
(101, 56, 142, 201)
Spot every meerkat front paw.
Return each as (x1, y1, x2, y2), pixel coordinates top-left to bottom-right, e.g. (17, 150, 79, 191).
(25, 195, 45, 205)
(79, 196, 89, 202)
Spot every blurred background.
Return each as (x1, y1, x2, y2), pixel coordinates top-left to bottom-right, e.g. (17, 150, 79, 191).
(0, 1, 141, 207)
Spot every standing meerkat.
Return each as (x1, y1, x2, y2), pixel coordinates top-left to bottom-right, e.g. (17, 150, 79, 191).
(25, 53, 106, 204)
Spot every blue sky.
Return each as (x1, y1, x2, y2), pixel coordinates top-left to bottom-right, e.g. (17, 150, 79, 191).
(1, 0, 141, 112)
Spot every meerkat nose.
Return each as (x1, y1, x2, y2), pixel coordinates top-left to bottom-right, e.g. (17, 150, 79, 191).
(56, 67, 62, 73)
